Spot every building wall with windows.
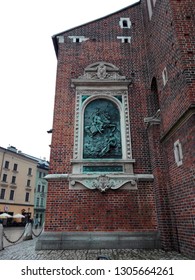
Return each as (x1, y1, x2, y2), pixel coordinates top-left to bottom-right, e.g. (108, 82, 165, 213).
(38, 0, 195, 258)
(34, 161, 49, 226)
(142, 0, 195, 258)
(0, 146, 37, 222)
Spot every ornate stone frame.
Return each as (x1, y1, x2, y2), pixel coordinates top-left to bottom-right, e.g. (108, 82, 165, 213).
(69, 62, 138, 191)
(73, 92, 132, 162)
(45, 62, 154, 191)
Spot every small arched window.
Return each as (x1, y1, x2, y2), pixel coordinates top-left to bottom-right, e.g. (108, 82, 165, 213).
(147, 77, 160, 116)
(119, 18, 131, 29)
(122, 20, 128, 28)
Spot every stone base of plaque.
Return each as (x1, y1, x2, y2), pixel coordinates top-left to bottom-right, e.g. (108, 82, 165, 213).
(35, 231, 161, 250)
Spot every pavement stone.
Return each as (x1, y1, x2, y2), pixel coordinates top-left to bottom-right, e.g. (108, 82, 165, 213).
(0, 237, 190, 260)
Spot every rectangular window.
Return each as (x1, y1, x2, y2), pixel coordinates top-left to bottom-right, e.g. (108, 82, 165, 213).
(4, 161, 9, 169)
(40, 198, 44, 207)
(2, 174, 7, 182)
(25, 192, 30, 202)
(28, 168, 32, 175)
(11, 176, 16, 184)
(37, 184, 41, 192)
(39, 172, 42, 178)
(36, 197, 39, 207)
(174, 140, 183, 167)
(27, 179, 31, 187)
(13, 163, 18, 171)
(42, 185, 45, 193)
(162, 67, 168, 86)
(0, 189, 6, 199)
(9, 190, 14, 200)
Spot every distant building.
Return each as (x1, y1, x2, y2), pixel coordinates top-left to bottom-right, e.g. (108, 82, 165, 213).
(0, 146, 37, 223)
(0, 146, 49, 225)
(34, 160, 49, 226)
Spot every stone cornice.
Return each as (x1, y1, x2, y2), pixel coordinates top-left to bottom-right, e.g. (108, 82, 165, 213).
(45, 173, 154, 192)
(71, 78, 131, 88)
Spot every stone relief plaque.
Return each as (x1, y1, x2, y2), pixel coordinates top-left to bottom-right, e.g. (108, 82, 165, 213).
(83, 99, 122, 159)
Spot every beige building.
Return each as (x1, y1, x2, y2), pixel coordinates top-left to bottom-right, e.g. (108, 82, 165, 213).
(0, 146, 37, 223)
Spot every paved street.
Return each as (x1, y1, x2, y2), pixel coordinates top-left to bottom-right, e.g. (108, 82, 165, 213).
(0, 227, 190, 260)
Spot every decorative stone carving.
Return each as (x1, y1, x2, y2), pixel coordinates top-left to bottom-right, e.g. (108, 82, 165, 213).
(83, 99, 122, 159)
(78, 62, 126, 80)
(92, 175, 114, 192)
(45, 173, 154, 191)
(144, 109, 161, 126)
(69, 62, 137, 191)
(73, 90, 132, 161)
(97, 63, 107, 79)
(69, 174, 138, 192)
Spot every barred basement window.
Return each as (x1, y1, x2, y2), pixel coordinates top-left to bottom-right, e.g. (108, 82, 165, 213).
(174, 140, 183, 167)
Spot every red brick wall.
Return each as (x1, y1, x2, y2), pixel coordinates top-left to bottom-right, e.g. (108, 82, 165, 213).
(50, 3, 153, 175)
(143, 0, 195, 257)
(143, 0, 194, 134)
(46, 0, 195, 257)
(45, 181, 157, 232)
(147, 124, 173, 250)
(46, 3, 158, 234)
(163, 115, 195, 257)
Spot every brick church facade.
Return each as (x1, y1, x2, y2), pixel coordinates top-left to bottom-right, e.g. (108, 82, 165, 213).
(36, 0, 195, 258)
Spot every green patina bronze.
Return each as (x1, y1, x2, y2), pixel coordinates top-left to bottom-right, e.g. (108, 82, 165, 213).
(83, 99, 122, 159)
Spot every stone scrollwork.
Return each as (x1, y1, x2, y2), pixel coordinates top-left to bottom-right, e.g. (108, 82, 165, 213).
(70, 174, 137, 192)
(92, 175, 115, 192)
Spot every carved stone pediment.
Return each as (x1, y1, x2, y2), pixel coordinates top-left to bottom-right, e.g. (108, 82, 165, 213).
(78, 62, 127, 80)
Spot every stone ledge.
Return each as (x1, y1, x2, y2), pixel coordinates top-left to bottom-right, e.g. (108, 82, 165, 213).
(44, 173, 154, 192)
(35, 231, 161, 250)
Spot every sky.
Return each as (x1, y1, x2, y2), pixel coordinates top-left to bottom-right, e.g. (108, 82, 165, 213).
(0, 0, 139, 161)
